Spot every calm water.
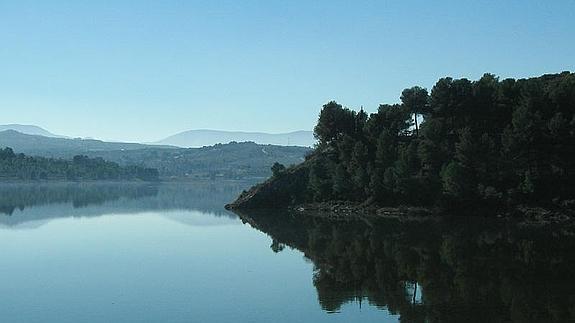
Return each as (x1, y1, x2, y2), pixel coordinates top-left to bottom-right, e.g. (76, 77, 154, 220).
(0, 182, 573, 322)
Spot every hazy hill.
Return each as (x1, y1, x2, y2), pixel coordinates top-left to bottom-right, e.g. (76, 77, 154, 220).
(0, 130, 310, 180)
(0, 130, 175, 157)
(0, 124, 64, 138)
(92, 141, 311, 179)
(156, 129, 316, 148)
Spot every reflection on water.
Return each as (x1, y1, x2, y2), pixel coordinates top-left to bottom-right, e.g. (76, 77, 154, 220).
(237, 210, 575, 322)
(0, 181, 252, 228)
(1, 181, 396, 323)
(2, 182, 573, 322)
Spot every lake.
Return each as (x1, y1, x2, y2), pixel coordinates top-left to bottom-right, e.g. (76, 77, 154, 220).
(0, 182, 573, 322)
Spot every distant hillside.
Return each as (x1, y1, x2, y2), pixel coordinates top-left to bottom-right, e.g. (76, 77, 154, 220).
(0, 130, 176, 157)
(0, 131, 310, 180)
(0, 147, 158, 181)
(156, 129, 316, 148)
(92, 142, 311, 179)
(0, 124, 64, 138)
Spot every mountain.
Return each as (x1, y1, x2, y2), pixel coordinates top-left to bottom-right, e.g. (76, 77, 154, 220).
(0, 130, 175, 157)
(156, 129, 316, 148)
(0, 124, 65, 138)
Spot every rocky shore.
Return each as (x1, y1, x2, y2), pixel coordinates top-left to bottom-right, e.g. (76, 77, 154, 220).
(287, 201, 434, 220)
(228, 193, 575, 225)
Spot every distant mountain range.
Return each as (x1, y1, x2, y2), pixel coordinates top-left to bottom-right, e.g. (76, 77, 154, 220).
(0, 129, 310, 180)
(0, 129, 174, 157)
(0, 124, 316, 148)
(155, 129, 316, 148)
(0, 125, 313, 180)
(0, 124, 64, 138)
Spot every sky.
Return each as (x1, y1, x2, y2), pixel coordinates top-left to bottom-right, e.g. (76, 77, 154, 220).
(0, 1, 574, 142)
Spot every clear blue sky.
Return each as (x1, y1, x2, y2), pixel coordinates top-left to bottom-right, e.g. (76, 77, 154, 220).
(1, 1, 574, 142)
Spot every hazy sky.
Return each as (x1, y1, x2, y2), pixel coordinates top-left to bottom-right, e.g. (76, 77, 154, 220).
(1, 1, 574, 142)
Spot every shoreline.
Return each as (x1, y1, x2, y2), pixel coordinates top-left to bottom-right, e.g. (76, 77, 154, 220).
(229, 200, 575, 226)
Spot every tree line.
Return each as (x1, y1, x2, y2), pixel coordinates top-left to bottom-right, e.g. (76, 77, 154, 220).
(301, 72, 574, 209)
(0, 147, 159, 181)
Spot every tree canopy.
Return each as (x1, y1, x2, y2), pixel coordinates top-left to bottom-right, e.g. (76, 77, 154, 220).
(305, 72, 575, 210)
(0, 147, 159, 181)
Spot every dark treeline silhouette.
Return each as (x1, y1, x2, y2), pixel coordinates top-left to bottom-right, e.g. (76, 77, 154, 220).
(0, 147, 159, 181)
(270, 72, 574, 210)
(239, 210, 575, 322)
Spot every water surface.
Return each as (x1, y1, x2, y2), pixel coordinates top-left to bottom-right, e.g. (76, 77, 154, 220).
(0, 182, 396, 322)
(1, 182, 573, 322)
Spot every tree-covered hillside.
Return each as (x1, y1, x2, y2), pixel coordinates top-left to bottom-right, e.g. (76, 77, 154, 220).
(0, 148, 158, 181)
(231, 72, 575, 211)
(0, 131, 311, 180)
(92, 141, 310, 179)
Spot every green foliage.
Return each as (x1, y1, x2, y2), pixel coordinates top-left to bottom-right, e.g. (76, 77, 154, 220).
(313, 101, 359, 145)
(271, 162, 286, 177)
(332, 164, 352, 200)
(440, 161, 471, 198)
(301, 72, 575, 209)
(401, 86, 429, 136)
(0, 148, 158, 181)
(308, 156, 333, 201)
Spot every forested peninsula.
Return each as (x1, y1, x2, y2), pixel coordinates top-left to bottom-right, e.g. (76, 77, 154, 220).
(0, 147, 159, 181)
(227, 72, 575, 217)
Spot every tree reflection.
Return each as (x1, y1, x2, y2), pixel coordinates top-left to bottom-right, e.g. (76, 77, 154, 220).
(0, 182, 159, 215)
(0, 181, 256, 226)
(237, 210, 575, 322)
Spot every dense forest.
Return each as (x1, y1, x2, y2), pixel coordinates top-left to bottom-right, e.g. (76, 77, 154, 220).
(230, 72, 575, 211)
(0, 147, 159, 181)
